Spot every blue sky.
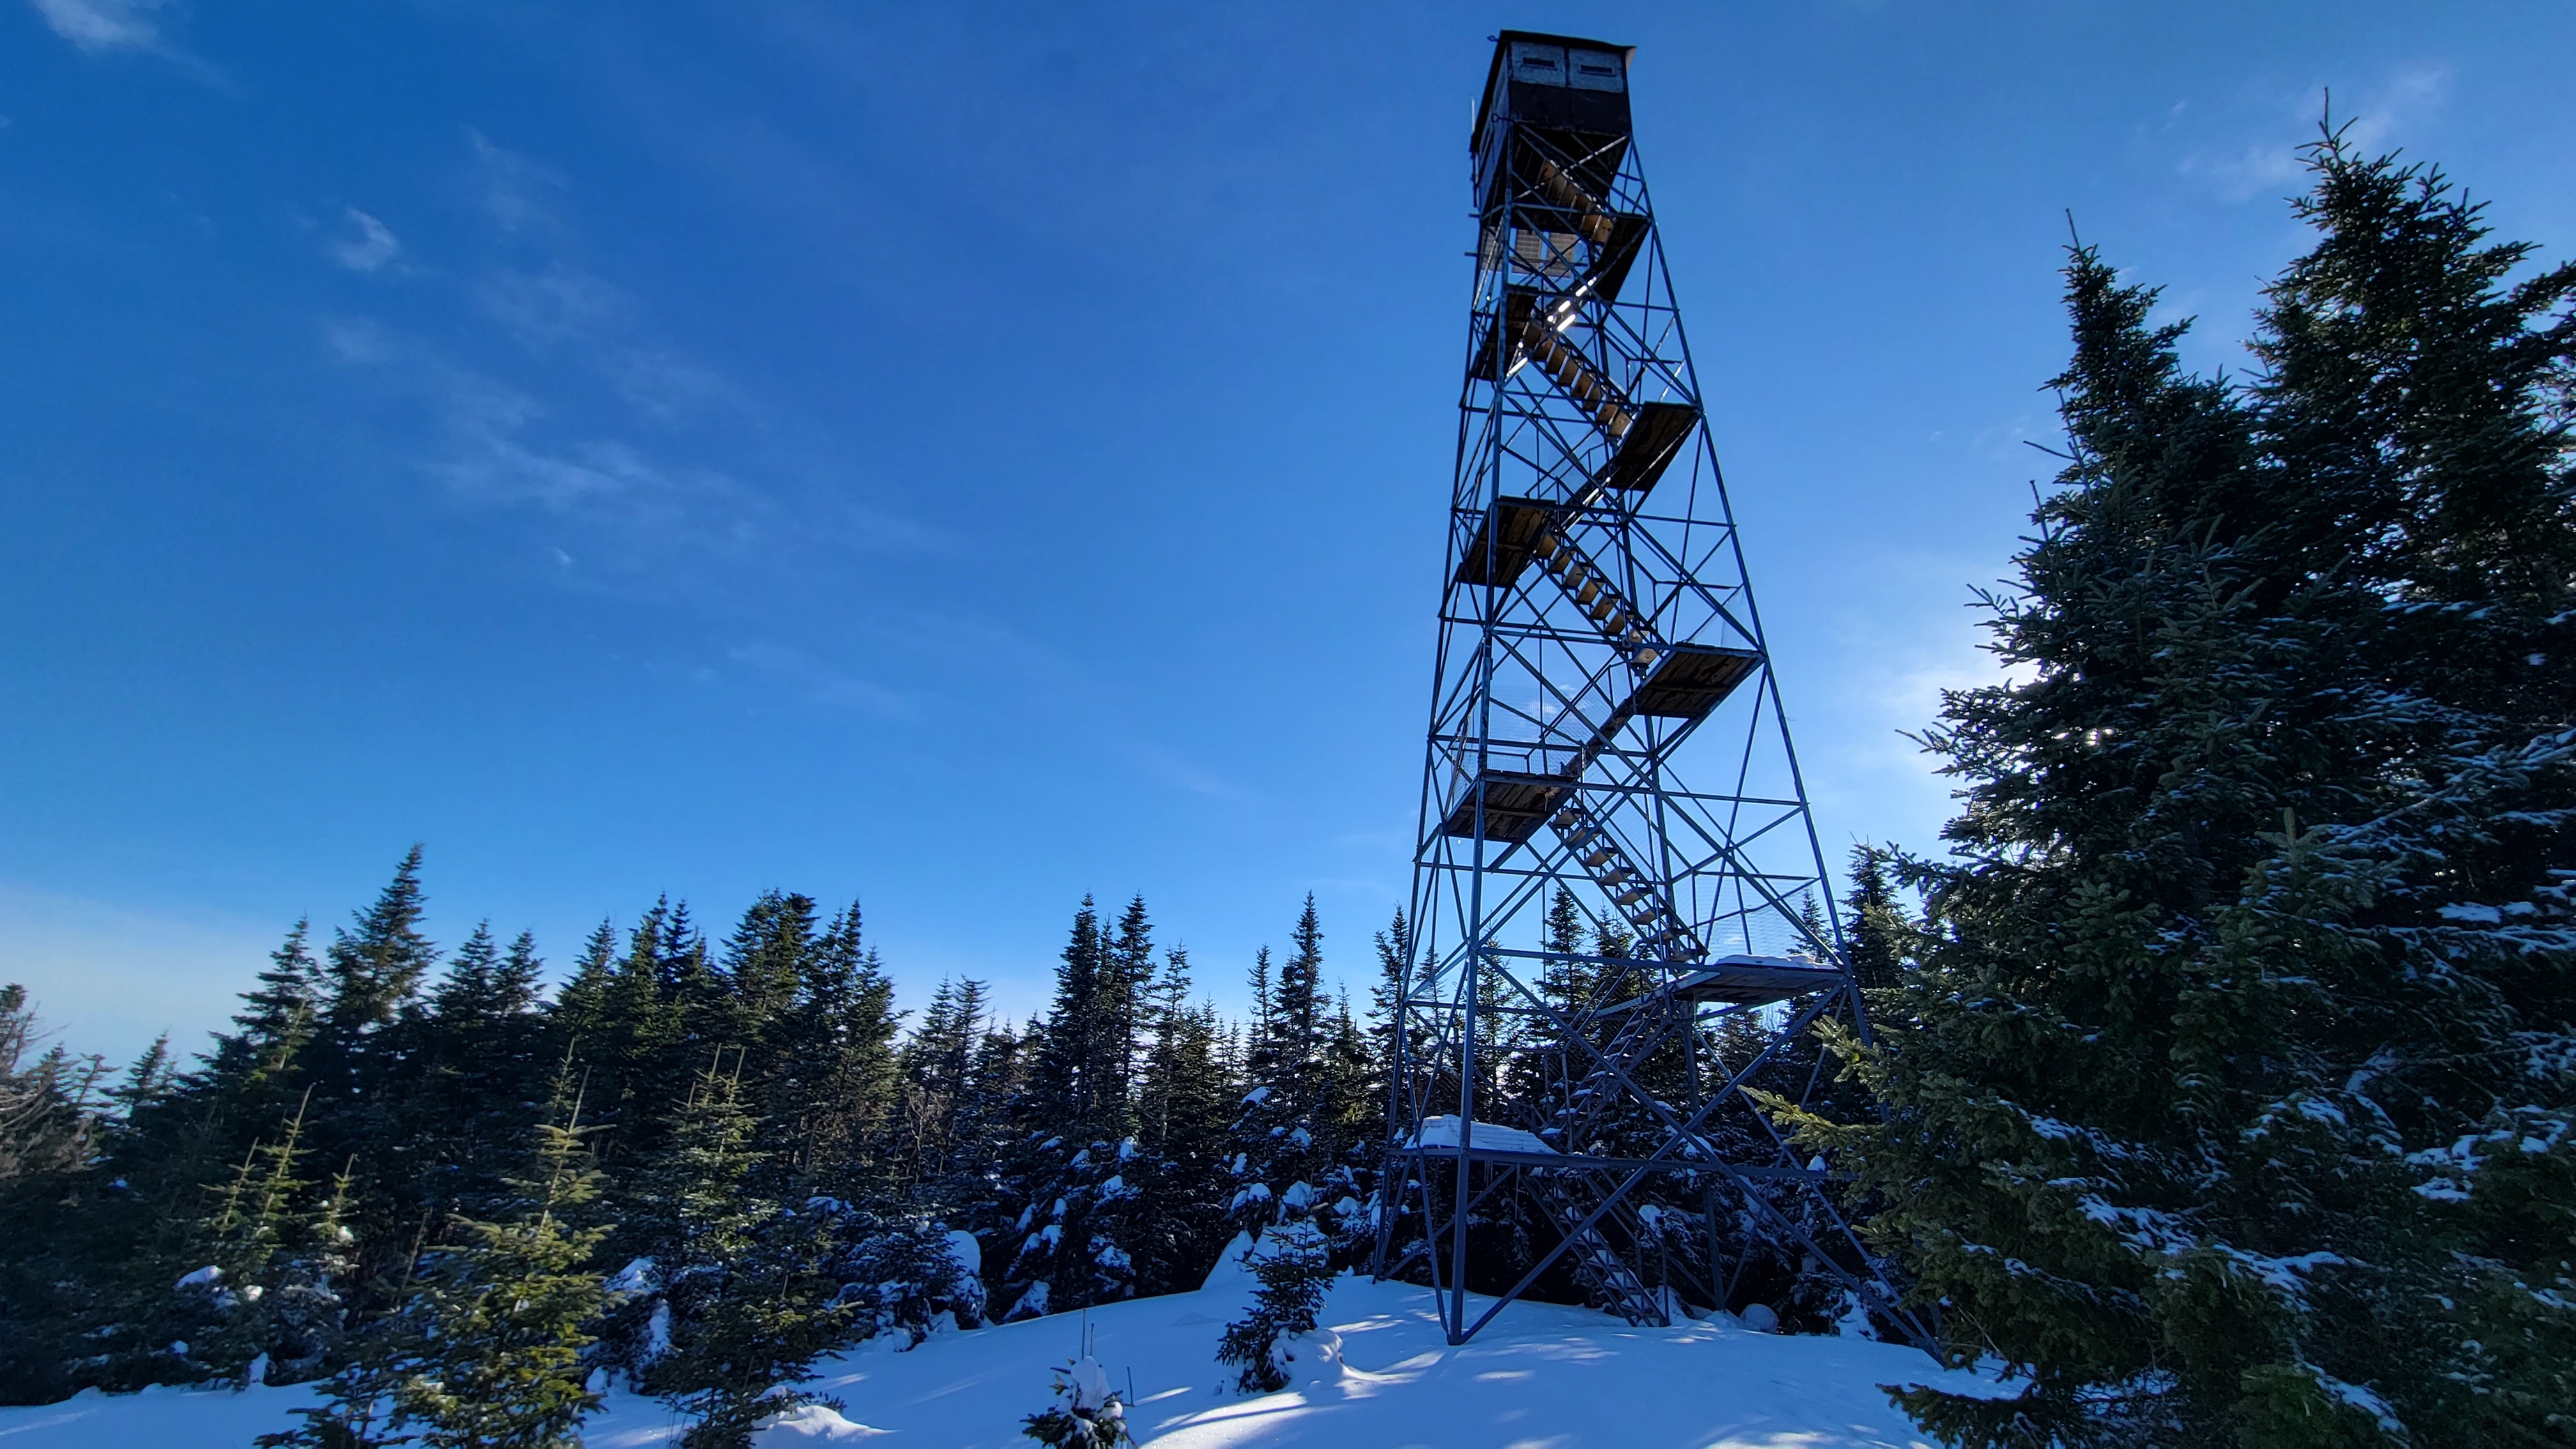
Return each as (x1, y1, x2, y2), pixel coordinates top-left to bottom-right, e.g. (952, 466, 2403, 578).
(5, 1, 2572, 1066)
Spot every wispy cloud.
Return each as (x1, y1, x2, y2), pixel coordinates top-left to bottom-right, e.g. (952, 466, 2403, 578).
(323, 315, 748, 540)
(473, 263, 634, 348)
(436, 386, 710, 516)
(1118, 740, 1254, 802)
(603, 348, 733, 423)
(23, 0, 226, 85)
(24, 0, 165, 52)
(329, 208, 402, 272)
(468, 128, 567, 236)
(318, 130, 945, 606)
(2181, 65, 2454, 203)
(726, 641, 914, 717)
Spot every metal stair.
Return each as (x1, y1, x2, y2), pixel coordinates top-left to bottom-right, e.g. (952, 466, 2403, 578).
(1548, 800, 1703, 961)
(1529, 1167, 1669, 1325)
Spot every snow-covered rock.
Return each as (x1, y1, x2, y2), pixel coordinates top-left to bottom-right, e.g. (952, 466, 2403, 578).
(642, 1300, 672, 1362)
(604, 1257, 657, 1294)
(1199, 1231, 1260, 1294)
(1006, 1278, 1050, 1321)
(1275, 1326, 1346, 1385)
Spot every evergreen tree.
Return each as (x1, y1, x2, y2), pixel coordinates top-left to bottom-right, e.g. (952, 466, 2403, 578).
(763, 901, 901, 1198)
(829, 1212, 985, 1346)
(406, 925, 551, 1225)
(1214, 1220, 1333, 1394)
(0, 986, 102, 1191)
(315, 849, 439, 1070)
(301, 850, 443, 1303)
(199, 923, 325, 1117)
(581, 904, 686, 1169)
(1130, 948, 1236, 1293)
(0, 988, 114, 1401)
(1362, 909, 1410, 1151)
(1227, 901, 1338, 1243)
(630, 1054, 850, 1448)
(997, 898, 1169, 1317)
(1275, 897, 1326, 1083)
(385, 1085, 609, 1449)
(261, 1342, 410, 1449)
(1790, 131, 2576, 1446)
(188, 1090, 321, 1375)
(721, 892, 816, 1070)
(1029, 898, 1132, 1144)
(1840, 847, 1909, 992)
(947, 1015, 1029, 1245)
(1020, 1347, 1133, 1448)
(1310, 992, 1379, 1262)
(1099, 896, 1156, 1129)
(548, 920, 618, 1043)
(891, 978, 985, 1200)
(259, 1161, 361, 1385)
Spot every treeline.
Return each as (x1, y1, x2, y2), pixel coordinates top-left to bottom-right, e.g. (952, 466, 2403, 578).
(0, 850, 1899, 1440)
(0, 868, 1399, 1441)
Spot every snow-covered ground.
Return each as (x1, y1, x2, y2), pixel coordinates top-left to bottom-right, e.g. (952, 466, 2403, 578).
(0, 1252, 2001, 1448)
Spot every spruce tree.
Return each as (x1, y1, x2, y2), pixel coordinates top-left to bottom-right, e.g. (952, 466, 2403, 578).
(316, 849, 438, 1064)
(1840, 847, 1908, 991)
(0, 987, 112, 1402)
(1227, 903, 1333, 1243)
(200, 923, 325, 1116)
(1214, 1220, 1333, 1394)
(1275, 898, 1326, 1084)
(1131, 951, 1234, 1292)
(892, 978, 984, 1199)
(548, 919, 618, 1041)
(386, 1085, 609, 1449)
(1029, 898, 1115, 1140)
(832, 1213, 985, 1345)
(763, 901, 900, 1198)
(1100, 896, 1156, 1127)
(1020, 1347, 1133, 1448)
(632, 1054, 849, 1448)
(189, 1091, 321, 1376)
(302, 850, 442, 1294)
(1790, 130, 2576, 1446)
(406, 924, 551, 1225)
(998, 898, 1165, 1317)
(261, 1161, 360, 1384)
(581, 904, 686, 1168)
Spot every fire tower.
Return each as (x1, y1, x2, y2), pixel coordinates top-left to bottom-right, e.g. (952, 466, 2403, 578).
(1370, 33, 1928, 1347)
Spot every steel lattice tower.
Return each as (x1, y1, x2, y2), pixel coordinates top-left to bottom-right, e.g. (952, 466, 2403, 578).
(1370, 33, 1929, 1349)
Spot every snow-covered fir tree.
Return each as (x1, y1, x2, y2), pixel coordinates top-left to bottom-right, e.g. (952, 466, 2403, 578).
(1788, 130, 2576, 1446)
(1214, 1219, 1335, 1394)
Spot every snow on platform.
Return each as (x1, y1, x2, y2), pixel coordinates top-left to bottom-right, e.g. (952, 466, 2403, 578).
(0, 1263, 2004, 1447)
(1406, 1115, 1556, 1154)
